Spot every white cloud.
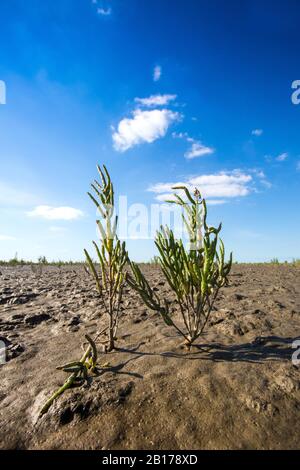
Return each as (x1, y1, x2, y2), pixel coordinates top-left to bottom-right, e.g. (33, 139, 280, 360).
(185, 141, 215, 159)
(276, 152, 288, 162)
(155, 194, 227, 205)
(253, 169, 265, 179)
(265, 153, 289, 164)
(97, 7, 112, 15)
(260, 179, 272, 189)
(0, 234, 16, 241)
(112, 108, 181, 152)
(252, 129, 263, 136)
(297, 161, 300, 171)
(148, 171, 254, 202)
(135, 94, 177, 107)
(173, 132, 214, 159)
(153, 65, 162, 82)
(27, 206, 84, 220)
(172, 132, 188, 139)
(206, 199, 227, 205)
(189, 174, 251, 197)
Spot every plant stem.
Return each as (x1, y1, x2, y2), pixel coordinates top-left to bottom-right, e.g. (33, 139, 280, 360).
(39, 347, 90, 416)
(39, 327, 108, 416)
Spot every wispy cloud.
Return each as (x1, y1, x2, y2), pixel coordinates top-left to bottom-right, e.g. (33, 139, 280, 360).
(265, 152, 289, 164)
(153, 65, 162, 82)
(173, 132, 215, 159)
(0, 234, 16, 241)
(135, 94, 177, 107)
(252, 129, 263, 136)
(112, 108, 181, 152)
(249, 168, 272, 188)
(148, 170, 253, 203)
(276, 152, 288, 162)
(97, 7, 112, 16)
(27, 206, 84, 220)
(185, 141, 215, 159)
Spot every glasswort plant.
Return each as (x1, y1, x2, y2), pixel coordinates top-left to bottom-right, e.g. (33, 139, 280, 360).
(40, 331, 106, 416)
(127, 186, 232, 349)
(84, 165, 128, 352)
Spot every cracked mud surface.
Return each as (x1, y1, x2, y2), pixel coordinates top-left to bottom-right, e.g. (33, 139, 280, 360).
(0, 264, 299, 449)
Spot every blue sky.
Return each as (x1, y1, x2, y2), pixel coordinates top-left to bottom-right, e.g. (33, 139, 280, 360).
(0, 0, 299, 262)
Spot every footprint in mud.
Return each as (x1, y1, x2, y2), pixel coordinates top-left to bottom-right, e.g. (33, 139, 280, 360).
(232, 293, 247, 301)
(1, 293, 39, 306)
(24, 313, 51, 326)
(117, 381, 134, 404)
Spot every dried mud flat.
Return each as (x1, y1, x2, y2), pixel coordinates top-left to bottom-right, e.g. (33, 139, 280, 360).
(0, 264, 299, 450)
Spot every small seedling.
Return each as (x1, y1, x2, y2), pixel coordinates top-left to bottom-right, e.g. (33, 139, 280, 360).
(127, 185, 232, 349)
(40, 330, 106, 416)
(84, 165, 128, 352)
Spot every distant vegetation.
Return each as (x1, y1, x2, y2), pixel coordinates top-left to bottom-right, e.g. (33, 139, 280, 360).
(290, 258, 300, 266)
(0, 253, 299, 267)
(234, 259, 300, 266)
(265, 258, 299, 266)
(0, 252, 85, 266)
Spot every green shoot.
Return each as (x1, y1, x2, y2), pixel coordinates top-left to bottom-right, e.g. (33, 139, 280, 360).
(39, 331, 103, 416)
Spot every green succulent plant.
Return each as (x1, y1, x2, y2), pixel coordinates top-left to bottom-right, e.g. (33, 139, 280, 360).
(40, 334, 99, 416)
(127, 185, 232, 349)
(84, 164, 128, 352)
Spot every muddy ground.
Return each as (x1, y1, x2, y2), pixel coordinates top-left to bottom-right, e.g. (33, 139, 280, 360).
(0, 264, 299, 450)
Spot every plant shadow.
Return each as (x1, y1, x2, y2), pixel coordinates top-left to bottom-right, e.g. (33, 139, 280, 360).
(118, 336, 299, 364)
(162, 335, 299, 363)
(95, 352, 144, 379)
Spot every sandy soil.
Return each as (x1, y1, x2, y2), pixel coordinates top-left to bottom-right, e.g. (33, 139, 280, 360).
(0, 263, 299, 450)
